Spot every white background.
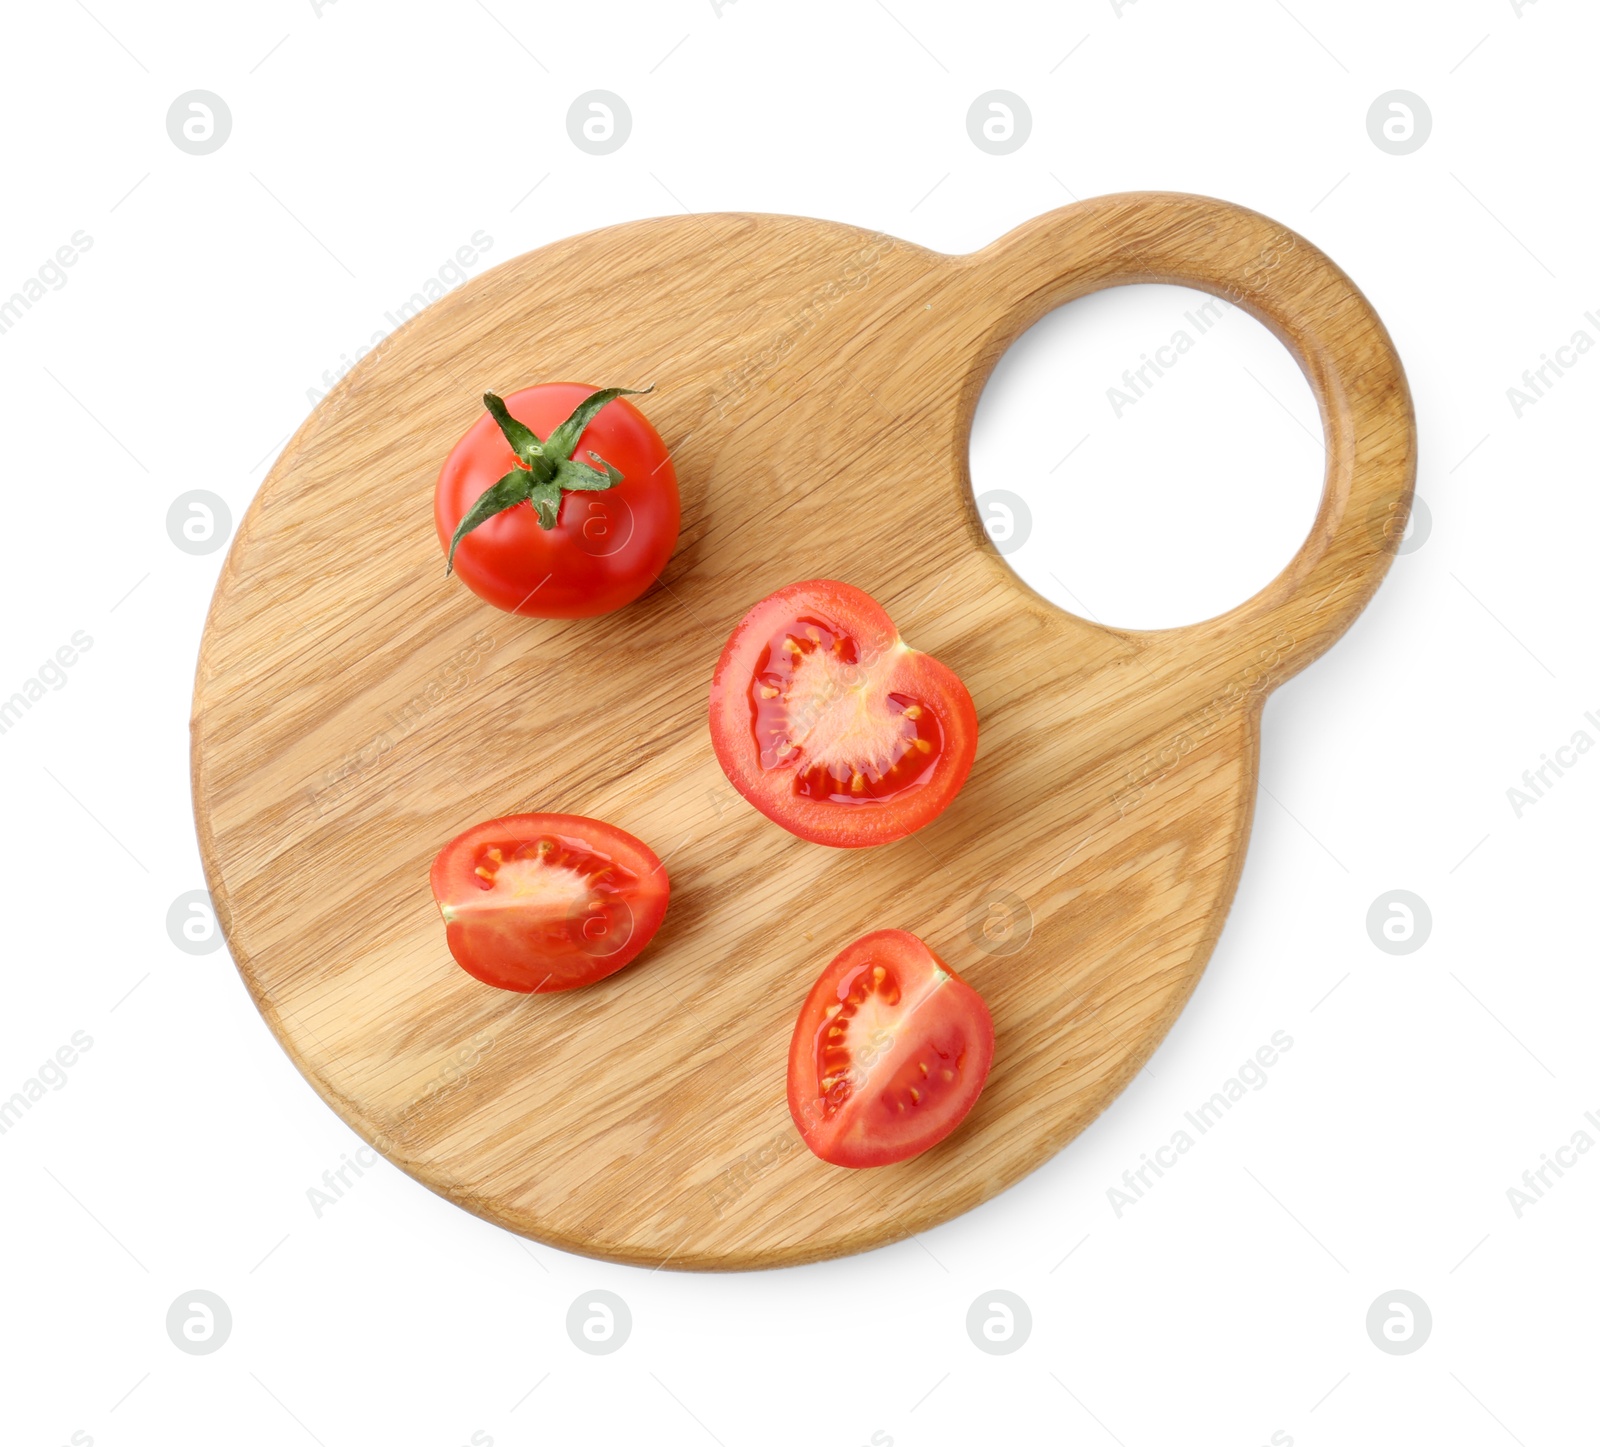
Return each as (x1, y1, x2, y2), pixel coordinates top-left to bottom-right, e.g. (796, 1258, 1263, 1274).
(1, 1, 1595, 1444)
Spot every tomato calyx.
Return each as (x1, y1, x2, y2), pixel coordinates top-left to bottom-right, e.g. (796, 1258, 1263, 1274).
(444, 384, 654, 572)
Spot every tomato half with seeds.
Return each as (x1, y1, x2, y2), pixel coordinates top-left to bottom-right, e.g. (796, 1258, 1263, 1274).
(788, 930, 994, 1168)
(430, 814, 668, 992)
(708, 580, 977, 848)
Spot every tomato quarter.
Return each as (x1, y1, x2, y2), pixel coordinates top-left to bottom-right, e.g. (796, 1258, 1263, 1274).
(435, 383, 680, 619)
(430, 813, 669, 992)
(788, 930, 995, 1167)
(708, 580, 977, 847)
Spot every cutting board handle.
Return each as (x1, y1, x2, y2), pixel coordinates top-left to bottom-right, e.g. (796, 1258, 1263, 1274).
(970, 192, 1417, 687)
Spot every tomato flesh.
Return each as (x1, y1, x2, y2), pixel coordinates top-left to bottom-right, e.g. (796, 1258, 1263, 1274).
(709, 581, 977, 847)
(788, 930, 994, 1167)
(434, 384, 680, 619)
(430, 813, 668, 992)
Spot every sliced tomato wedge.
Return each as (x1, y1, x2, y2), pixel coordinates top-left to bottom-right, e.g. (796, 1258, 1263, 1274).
(708, 580, 977, 847)
(430, 813, 668, 992)
(788, 930, 995, 1167)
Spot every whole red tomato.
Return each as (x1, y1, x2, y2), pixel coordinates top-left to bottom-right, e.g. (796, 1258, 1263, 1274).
(435, 383, 679, 618)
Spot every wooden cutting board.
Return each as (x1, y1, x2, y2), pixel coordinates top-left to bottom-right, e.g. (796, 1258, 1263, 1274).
(192, 193, 1414, 1270)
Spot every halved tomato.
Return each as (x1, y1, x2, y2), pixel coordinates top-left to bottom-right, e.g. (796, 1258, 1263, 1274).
(708, 581, 977, 848)
(430, 813, 668, 992)
(788, 930, 995, 1167)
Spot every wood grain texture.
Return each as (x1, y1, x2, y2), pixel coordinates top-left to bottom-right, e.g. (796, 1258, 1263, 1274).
(191, 193, 1415, 1269)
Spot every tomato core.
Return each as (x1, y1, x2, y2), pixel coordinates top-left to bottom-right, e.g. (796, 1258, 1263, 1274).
(445, 831, 639, 960)
(748, 615, 943, 805)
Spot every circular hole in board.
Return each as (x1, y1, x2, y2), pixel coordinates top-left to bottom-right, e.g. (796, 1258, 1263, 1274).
(970, 283, 1326, 631)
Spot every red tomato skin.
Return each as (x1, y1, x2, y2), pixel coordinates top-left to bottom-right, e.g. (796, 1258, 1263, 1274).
(430, 813, 669, 992)
(435, 384, 680, 619)
(707, 581, 978, 848)
(787, 930, 995, 1168)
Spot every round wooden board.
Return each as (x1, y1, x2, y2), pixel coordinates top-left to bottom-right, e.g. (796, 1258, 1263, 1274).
(192, 194, 1414, 1269)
